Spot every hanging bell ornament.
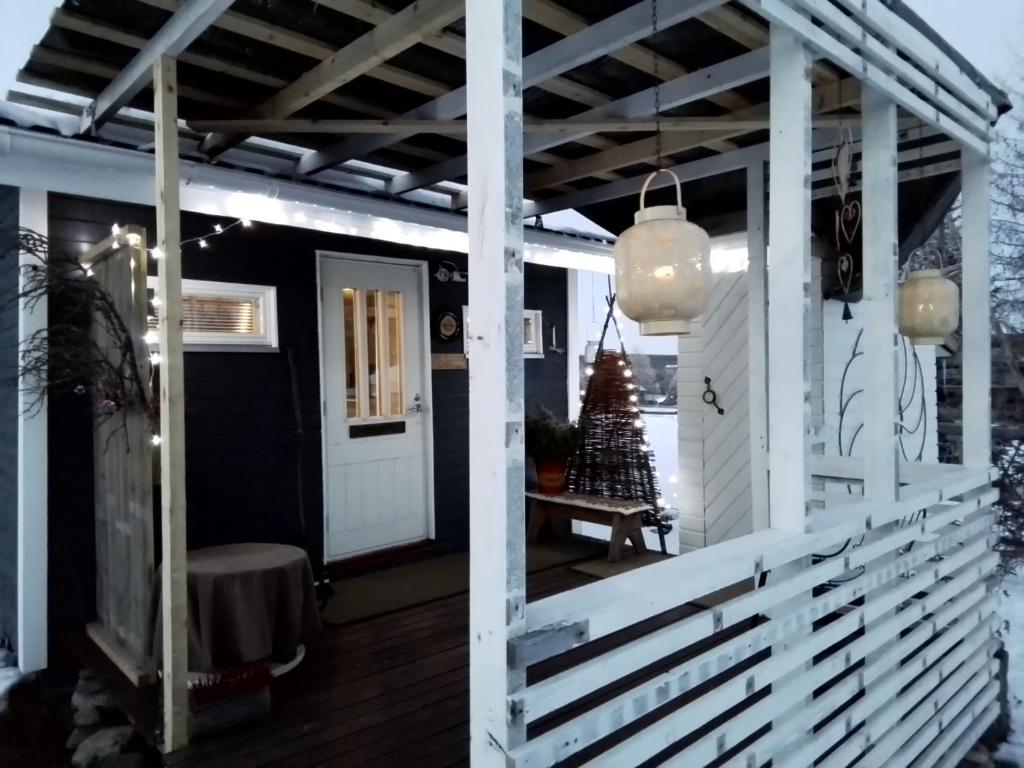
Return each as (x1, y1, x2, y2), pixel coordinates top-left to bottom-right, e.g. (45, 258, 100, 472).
(613, 169, 711, 336)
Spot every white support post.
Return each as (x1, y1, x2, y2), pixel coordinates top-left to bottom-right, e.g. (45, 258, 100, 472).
(466, 1, 526, 765)
(567, 269, 581, 421)
(17, 189, 48, 674)
(961, 150, 992, 467)
(767, 26, 812, 532)
(154, 55, 188, 753)
(861, 86, 899, 501)
(746, 162, 769, 532)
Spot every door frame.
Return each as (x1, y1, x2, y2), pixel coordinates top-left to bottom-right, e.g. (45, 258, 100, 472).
(315, 250, 436, 563)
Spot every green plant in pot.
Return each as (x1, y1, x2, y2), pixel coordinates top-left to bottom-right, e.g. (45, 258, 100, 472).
(525, 407, 579, 494)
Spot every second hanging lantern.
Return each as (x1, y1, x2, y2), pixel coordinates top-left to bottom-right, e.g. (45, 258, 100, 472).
(614, 169, 712, 336)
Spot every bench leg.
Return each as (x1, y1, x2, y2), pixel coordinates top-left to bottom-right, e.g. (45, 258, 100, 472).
(627, 525, 648, 556)
(608, 516, 628, 562)
(526, 500, 548, 543)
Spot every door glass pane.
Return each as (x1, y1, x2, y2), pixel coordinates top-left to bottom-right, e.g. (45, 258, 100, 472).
(385, 291, 404, 416)
(365, 290, 380, 418)
(342, 288, 359, 418)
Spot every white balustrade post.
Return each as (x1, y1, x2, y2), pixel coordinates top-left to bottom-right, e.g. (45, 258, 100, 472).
(767, 25, 812, 532)
(961, 150, 992, 468)
(861, 86, 899, 501)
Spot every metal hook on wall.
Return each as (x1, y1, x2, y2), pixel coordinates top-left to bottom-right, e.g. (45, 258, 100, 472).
(703, 376, 724, 415)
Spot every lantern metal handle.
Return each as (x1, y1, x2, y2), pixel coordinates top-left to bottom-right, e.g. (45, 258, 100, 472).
(638, 168, 684, 211)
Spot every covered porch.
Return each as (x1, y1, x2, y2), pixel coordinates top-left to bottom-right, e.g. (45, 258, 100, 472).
(0, 0, 1010, 765)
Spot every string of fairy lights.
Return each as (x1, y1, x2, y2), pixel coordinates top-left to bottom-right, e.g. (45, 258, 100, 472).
(106, 218, 254, 447)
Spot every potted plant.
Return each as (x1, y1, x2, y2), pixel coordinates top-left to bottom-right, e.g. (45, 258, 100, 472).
(525, 408, 579, 494)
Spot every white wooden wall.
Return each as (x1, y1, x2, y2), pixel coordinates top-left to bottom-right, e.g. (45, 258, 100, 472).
(678, 272, 753, 551)
(678, 254, 824, 551)
(822, 299, 939, 468)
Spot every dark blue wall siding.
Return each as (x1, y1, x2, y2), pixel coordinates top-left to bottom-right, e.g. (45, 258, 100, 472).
(0, 186, 19, 652)
(44, 194, 567, 663)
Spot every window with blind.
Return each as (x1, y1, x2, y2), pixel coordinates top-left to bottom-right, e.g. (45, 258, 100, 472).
(146, 278, 278, 349)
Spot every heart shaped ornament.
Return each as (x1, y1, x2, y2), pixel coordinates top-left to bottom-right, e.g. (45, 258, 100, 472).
(840, 200, 861, 245)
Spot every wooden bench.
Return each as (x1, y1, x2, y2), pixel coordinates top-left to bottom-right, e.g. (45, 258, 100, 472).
(525, 492, 651, 562)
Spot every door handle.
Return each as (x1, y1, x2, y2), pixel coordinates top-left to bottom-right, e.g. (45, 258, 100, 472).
(406, 393, 423, 414)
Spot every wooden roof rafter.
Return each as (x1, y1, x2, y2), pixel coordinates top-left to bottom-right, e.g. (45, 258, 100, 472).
(80, 0, 235, 133)
(197, 0, 465, 156)
(293, 0, 732, 178)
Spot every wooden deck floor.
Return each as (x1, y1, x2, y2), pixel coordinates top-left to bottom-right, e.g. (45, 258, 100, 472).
(163, 562, 598, 768)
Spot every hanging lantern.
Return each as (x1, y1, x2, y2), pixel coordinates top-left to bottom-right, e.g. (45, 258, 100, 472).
(613, 169, 711, 336)
(898, 269, 959, 345)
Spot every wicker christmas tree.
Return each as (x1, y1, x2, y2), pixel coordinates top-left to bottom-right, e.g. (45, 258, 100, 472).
(566, 295, 670, 552)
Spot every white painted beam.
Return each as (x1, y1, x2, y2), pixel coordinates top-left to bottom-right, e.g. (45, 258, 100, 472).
(524, 143, 768, 219)
(198, 0, 463, 156)
(766, 25, 812, 532)
(961, 149, 992, 467)
(17, 189, 48, 674)
(80, 0, 234, 133)
(389, 47, 770, 196)
(861, 86, 899, 501)
(295, 0, 727, 176)
(746, 162, 769, 531)
(154, 55, 188, 752)
(467, 0, 526, 764)
(739, 0, 989, 156)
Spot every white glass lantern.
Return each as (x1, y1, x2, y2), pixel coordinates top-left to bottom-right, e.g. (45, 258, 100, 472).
(898, 269, 959, 345)
(613, 169, 711, 335)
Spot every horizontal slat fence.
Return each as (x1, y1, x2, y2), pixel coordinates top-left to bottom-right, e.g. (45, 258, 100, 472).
(513, 465, 1000, 767)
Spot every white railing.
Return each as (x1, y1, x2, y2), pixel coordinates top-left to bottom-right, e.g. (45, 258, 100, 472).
(511, 463, 1000, 767)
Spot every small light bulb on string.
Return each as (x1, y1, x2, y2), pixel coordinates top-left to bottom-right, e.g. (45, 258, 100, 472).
(143, 330, 159, 346)
(626, 383, 635, 391)
(241, 219, 252, 227)
(126, 232, 142, 247)
(150, 352, 161, 366)
(629, 394, 638, 403)
(111, 223, 121, 237)
(623, 369, 633, 378)
(584, 366, 594, 376)
(199, 239, 209, 249)
(85, 266, 94, 277)
(633, 418, 643, 428)
(618, 360, 625, 367)
(213, 224, 223, 233)
(149, 247, 163, 260)
(151, 434, 162, 447)
(151, 296, 162, 308)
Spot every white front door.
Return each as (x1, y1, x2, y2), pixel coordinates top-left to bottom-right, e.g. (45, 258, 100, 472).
(319, 254, 432, 560)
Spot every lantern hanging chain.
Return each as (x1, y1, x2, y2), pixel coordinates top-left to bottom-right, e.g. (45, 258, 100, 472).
(652, 0, 663, 169)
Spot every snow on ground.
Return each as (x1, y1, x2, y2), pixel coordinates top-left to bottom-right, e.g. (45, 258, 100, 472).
(998, 568, 1024, 765)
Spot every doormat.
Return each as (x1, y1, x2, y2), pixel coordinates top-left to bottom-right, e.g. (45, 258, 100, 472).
(320, 539, 604, 625)
(569, 551, 673, 579)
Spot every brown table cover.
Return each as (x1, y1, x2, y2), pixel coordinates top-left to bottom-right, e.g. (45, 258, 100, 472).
(151, 543, 321, 673)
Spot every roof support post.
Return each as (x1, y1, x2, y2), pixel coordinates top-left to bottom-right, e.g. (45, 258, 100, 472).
(746, 161, 769, 532)
(466, 0, 526, 765)
(154, 55, 189, 753)
(861, 86, 899, 501)
(961, 149, 992, 467)
(766, 25, 812, 533)
(17, 189, 48, 675)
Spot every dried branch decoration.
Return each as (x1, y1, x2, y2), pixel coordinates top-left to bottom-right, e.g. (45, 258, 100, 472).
(0, 227, 155, 429)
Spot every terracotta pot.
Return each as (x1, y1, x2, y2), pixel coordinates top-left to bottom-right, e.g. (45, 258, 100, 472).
(536, 461, 567, 494)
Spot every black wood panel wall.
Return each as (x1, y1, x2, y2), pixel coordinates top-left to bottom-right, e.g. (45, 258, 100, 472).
(0, 186, 19, 654)
(43, 193, 568, 667)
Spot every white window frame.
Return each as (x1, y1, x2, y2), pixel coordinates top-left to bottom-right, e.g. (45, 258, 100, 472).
(146, 277, 279, 350)
(462, 306, 544, 359)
